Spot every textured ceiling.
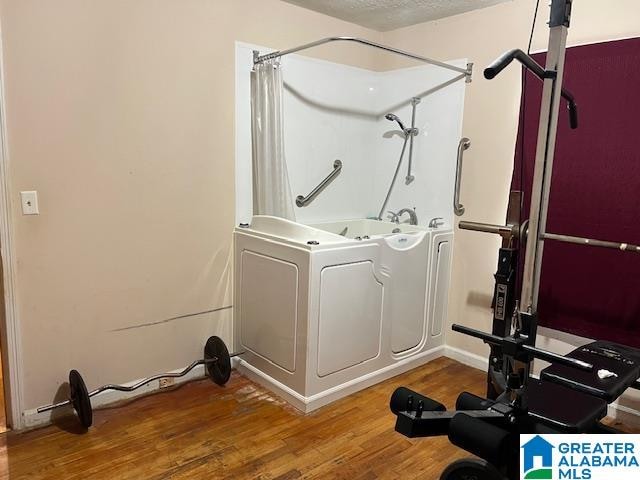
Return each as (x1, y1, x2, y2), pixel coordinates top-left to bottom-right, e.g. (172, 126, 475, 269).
(281, 0, 510, 31)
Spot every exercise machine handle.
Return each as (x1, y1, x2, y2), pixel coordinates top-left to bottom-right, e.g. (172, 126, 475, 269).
(451, 324, 593, 372)
(563, 89, 579, 129)
(484, 49, 546, 80)
(452, 323, 503, 345)
(484, 49, 578, 130)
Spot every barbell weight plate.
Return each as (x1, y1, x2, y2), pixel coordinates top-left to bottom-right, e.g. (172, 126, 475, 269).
(204, 336, 231, 386)
(440, 458, 505, 480)
(69, 369, 93, 429)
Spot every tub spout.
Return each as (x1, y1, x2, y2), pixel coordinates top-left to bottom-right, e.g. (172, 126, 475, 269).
(397, 208, 418, 226)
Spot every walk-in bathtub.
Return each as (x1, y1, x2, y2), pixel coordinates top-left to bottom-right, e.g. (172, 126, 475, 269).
(233, 215, 453, 412)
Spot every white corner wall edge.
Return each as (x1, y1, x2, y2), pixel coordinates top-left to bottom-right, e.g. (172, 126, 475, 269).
(22, 365, 209, 429)
(0, 23, 25, 430)
(237, 345, 445, 412)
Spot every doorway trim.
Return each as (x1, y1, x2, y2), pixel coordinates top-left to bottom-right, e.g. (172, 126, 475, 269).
(0, 26, 24, 430)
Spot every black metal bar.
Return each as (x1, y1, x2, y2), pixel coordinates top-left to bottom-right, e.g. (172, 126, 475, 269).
(451, 324, 593, 372)
(394, 409, 506, 438)
(452, 324, 504, 346)
(521, 345, 592, 371)
(484, 49, 578, 129)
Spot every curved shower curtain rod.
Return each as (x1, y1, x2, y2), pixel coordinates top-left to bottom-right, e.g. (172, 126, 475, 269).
(252, 36, 473, 81)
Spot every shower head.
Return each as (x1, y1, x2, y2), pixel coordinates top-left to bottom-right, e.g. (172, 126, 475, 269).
(385, 113, 406, 132)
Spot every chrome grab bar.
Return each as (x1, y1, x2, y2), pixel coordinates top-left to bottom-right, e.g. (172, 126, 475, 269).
(296, 159, 342, 207)
(453, 137, 471, 216)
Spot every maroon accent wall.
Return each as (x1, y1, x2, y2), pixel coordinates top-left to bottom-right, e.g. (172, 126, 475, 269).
(513, 38, 640, 347)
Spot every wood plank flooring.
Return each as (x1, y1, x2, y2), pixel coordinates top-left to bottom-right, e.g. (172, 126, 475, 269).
(0, 358, 635, 479)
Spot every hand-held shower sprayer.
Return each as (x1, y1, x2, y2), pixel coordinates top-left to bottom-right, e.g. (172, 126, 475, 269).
(385, 113, 407, 133)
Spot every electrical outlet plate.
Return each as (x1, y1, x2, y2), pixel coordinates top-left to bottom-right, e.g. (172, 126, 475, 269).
(21, 191, 39, 215)
(159, 378, 175, 389)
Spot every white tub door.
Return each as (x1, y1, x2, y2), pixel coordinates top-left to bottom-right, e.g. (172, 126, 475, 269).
(383, 232, 431, 354)
(317, 261, 383, 377)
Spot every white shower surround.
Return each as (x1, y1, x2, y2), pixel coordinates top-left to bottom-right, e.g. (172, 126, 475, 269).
(234, 43, 466, 411)
(235, 42, 467, 229)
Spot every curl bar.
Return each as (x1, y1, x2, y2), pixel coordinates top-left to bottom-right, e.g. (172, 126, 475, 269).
(484, 48, 578, 129)
(37, 336, 242, 430)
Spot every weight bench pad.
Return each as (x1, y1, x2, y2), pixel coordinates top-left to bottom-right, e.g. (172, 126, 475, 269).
(527, 379, 608, 432)
(540, 341, 640, 403)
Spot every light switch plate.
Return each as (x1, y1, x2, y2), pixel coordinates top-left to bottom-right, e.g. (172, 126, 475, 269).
(21, 191, 39, 215)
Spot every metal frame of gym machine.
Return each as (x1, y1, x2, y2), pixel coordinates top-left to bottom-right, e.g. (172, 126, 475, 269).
(391, 1, 640, 478)
(460, 0, 579, 399)
(458, 0, 639, 396)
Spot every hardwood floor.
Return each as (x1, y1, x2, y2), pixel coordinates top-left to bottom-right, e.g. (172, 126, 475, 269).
(0, 358, 635, 479)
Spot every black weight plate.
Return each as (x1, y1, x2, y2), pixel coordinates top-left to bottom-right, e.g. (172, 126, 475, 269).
(69, 369, 92, 429)
(440, 459, 505, 480)
(204, 336, 231, 385)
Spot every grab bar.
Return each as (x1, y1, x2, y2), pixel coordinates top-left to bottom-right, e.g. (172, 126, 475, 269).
(296, 159, 342, 207)
(453, 138, 471, 216)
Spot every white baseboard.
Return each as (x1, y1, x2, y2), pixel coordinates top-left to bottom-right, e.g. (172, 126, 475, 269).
(608, 402, 640, 429)
(22, 345, 640, 430)
(444, 345, 489, 371)
(238, 345, 445, 413)
(23, 365, 209, 429)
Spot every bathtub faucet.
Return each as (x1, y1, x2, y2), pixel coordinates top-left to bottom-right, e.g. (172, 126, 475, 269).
(388, 208, 418, 225)
(398, 208, 418, 225)
(429, 217, 445, 228)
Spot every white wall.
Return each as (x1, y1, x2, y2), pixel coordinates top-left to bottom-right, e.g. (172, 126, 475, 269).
(235, 44, 466, 229)
(0, 0, 385, 423)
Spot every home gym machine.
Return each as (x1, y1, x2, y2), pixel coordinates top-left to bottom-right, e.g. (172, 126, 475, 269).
(389, 1, 640, 479)
(38, 336, 240, 430)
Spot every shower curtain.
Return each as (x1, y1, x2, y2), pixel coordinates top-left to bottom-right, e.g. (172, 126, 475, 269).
(251, 60, 296, 221)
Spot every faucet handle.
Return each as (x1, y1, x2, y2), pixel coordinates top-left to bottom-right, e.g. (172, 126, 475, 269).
(429, 217, 445, 228)
(387, 210, 400, 224)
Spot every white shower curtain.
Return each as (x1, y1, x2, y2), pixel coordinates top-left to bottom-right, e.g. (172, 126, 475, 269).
(251, 60, 296, 221)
